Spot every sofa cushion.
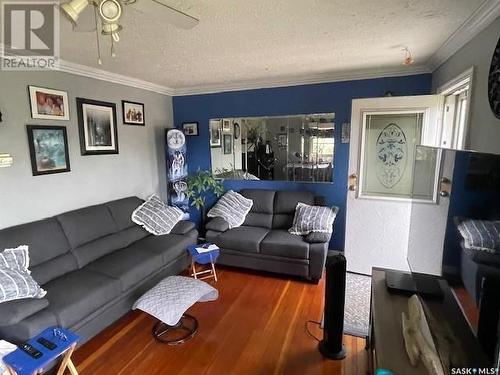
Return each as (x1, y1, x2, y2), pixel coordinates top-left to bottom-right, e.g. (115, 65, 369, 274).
(44, 269, 122, 327)
(260, 230, 310, 259)
(106, 197, 143, 231)
(57, 204, 118, 249)
(128, 231, 196, 264)
(71, 232, 127, 268)
(205, 217, 229, 232)
(216, 226, 269, 253)
(0, 309, 58, 343)
(240, 189, 275, 229)
(272, 191, 315, 229)
(119, 226, 150, 248)
(86, 247, 163, 291)
(0, 298, 49, 326)
(240, 189, 275, 214)
(0, 218, 72, 268)
(31, 254, 78, 286)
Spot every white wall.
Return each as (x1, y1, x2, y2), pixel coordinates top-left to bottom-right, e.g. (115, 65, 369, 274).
(432, 16, 500, 154)
(0, 69, 173, 229)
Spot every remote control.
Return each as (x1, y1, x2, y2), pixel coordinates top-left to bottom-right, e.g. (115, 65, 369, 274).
(19, 343, 43, 359)
(37, 337, 57, 350)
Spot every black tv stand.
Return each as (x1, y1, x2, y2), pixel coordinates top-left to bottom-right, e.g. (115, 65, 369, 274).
(385, 270, 444, 299)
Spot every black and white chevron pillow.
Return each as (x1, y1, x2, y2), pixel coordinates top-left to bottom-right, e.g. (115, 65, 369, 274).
(132, 195, 184, 236)
(289, 202, 338, 235)
(207, 190, 253, 229)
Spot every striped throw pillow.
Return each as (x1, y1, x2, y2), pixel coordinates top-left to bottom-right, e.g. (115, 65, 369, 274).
(0, 245, 30, 271)
(289, 202, 338, 235)
(457, 219, 500, 253)
(132, 195, 184, 236)
(0, 267, 47, 303)
(207, 190, 253, 229)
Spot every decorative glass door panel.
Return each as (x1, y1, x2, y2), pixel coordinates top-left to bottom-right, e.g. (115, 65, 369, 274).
(360, 112, 424, 200)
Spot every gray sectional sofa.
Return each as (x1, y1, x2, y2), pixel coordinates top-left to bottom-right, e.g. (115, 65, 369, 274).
(0, 197, 197, 344)
(205, 189, 332, 283)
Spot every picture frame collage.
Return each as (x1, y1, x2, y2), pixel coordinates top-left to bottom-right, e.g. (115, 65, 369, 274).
(25, 85, 146, 176)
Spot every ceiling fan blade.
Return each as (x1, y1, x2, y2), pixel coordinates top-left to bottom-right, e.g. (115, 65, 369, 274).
(152, 0, 199, 29)
(71, 4, 97, 32)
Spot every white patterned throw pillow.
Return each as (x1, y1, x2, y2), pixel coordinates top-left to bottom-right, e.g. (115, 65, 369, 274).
(0, 245, 30, 271)
(132, 195, 184, 236)
(289, 202, 338, 235)
(0, 246, 46, 303)
(207, 190, 253, 229)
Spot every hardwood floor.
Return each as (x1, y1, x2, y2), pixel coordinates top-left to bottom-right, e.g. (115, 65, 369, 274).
(72, 268, 368, 375)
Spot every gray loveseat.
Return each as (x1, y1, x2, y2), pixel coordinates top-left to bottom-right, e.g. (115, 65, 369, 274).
(0, 197, 197, 344)
(205, 189, 332, 283)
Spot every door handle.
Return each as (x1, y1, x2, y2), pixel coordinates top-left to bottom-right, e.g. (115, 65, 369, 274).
(439, 177, 451, 198)
(348, 174, 358, 191)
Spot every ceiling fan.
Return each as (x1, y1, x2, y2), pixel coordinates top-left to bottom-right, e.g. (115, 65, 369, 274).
(60, 0, 199, 63)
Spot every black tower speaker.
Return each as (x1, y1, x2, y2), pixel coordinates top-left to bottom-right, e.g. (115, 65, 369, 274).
(319, 251, 347, 360)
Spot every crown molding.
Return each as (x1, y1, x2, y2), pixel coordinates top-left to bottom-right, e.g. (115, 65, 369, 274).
(57, 60, 175, 95)
(172, 65, 431, 96)
(427, 0, 500, 71)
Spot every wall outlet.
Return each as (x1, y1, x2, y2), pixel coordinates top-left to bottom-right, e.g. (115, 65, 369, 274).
(0, 154, 13, 168)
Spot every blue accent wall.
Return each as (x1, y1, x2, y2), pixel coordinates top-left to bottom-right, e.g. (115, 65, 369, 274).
(173, 74, 432, 250)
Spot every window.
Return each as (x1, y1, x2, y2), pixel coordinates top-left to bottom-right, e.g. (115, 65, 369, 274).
(438, 68, 473, 150)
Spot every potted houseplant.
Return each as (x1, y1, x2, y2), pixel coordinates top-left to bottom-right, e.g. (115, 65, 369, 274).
(185, 169, 225, 236)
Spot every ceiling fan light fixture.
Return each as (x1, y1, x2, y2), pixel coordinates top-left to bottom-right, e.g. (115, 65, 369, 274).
(99, 0, 122, 23)
(102, 22, 122, 42)
(60, 0, 90, 24)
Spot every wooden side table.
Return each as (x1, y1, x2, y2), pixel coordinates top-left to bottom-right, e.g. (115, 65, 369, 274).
(187, 244, 220, 282)
(3, 327, 79, 375)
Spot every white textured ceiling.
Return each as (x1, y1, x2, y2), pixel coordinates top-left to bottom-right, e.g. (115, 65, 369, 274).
(59, 0, 486, 91)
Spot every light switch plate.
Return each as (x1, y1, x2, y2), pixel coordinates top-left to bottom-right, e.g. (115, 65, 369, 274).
(0, 154, 13, 168)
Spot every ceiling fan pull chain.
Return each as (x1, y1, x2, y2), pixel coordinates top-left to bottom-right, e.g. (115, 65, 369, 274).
(94, 5, 103, 65)
(111, 34, 116, 58)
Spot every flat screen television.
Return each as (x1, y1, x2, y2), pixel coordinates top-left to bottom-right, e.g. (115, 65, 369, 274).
(407, 146, 500, 371)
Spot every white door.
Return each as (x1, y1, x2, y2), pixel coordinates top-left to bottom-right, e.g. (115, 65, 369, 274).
(345, 96, 443, 275)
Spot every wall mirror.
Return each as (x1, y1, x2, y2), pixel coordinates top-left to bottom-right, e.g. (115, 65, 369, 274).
(209, 113, 335, 183)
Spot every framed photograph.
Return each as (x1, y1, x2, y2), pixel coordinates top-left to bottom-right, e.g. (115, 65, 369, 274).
(278, 133, 287, 148)
(28, 86, 70, 121)
(210, 119, 222, 148)
(182, 122, 199, 136)
(76, 98, 119, 155)
(122, 101, 145, 126)
(223, 134, 232, 154)
(222, 119, 231, 132)
(26, 125, 70, 176)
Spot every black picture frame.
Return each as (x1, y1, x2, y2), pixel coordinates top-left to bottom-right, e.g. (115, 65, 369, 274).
(122, 100, 145, 126)
(76, 98, 119, 155)
(223, 134, 232, 154)
(210, 119, 222, 148)
(26, 125, 70, 176)
(182, 122, 199, 136)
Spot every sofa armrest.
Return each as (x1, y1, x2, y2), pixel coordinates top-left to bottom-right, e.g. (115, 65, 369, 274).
(171, 220, 196, 235)
(304, 232, 331, 244)
(309, 242, 328, 281)
(0, 298, 49, 326)
(205, 217, 230, 232)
